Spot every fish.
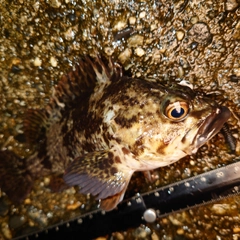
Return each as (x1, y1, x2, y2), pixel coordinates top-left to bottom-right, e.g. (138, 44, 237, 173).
(0, 56, 231, 211)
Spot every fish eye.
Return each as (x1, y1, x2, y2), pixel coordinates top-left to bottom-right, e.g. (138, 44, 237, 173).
(165, 101, 189, 121)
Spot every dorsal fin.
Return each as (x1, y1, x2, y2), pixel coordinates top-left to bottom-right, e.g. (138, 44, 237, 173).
(50, 55, 122, 109)
(24, 108, 49, 144)
(24, 56, 122, 144)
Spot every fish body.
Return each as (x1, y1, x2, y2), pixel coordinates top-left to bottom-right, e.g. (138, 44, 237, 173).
(0, 56, 231, 211)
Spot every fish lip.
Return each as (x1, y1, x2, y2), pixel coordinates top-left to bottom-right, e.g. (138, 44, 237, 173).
(194, 106, 231, 149)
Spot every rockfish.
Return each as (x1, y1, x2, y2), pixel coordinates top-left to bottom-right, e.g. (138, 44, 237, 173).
(0, 56, 231, 211)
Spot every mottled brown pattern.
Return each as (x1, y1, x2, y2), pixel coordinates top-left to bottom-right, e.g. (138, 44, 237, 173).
(110, 167, 118, 175)
(115, 115, 138, 128)
(0, 56, 231, 211)
(98, 158, 111, 170)
(114, 156, 121, 163)
(157, 144, 167, 155)
(122, 147, 131, 155)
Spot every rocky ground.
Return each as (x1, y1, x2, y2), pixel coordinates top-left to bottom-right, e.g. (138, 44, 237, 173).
(0, 0, 240, 239)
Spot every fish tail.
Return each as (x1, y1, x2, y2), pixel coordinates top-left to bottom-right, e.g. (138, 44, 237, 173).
(0, 150, 33, 203)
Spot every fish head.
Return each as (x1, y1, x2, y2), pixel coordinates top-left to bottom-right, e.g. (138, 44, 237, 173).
(160, 85, 231, 156)
(117, 82, 231, 169)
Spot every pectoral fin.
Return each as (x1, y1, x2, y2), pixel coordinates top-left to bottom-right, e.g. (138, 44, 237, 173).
(63, 147, 134, 210)
(100, 182, 130, 211)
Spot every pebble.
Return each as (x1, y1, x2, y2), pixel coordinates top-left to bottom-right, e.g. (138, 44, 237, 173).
(151, 232, 159, 240)
(129, 16, 136, 25)
(139, 11, 146, 19)
(211, 204, 232, 215)
(33, 57, 42, 67)
(104, 47, 114, 56)
(233, 20, 240, 40)
(135, 47, 145, 57)
(233, 227, 240, 233)
(135, 72, 141, 78)
(177, 228, 184, 235)
(24, 198, 32, 205)
(168, 214, 184, 226)
(1, 222, 12, 239)
(190, 16, 199, 24)
(50, 56, 58, 67)
(64, 27, 76, 41)
(189, 22, 212, 46)
(127, 34, 144, 47)
(225, 0, 239, 11)
(47, 0, 61, 8)
(44, 177, 50, 186)
(65, 187, 76, 195)
(112, 232, 125, 240)
(178, 66, 184, 77)
(150, 22, 158, 31)
(9, 215, 27, 230)
(11, 57, 22, 66)
(133, 226, 151, 238)
(233, 234, 239, 240)
(113, 20, 127, 31)
(28, 208, 48, 227)
(66, 201, 81, 210)
(118, 48, 132, 64)
(176, 30, 185, 41)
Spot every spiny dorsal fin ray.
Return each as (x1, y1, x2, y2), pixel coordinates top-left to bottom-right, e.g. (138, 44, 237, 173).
(63, 147, 134, 205)
(24, 108, 49, 144)
(50, 55, 122, 109)
(24, 56, 121, 144)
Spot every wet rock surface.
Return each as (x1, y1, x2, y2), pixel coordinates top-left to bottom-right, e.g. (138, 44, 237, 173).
(0, 0, 240, 239)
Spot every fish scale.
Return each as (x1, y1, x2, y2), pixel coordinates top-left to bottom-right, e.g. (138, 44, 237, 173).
(0, 55, 231, 211)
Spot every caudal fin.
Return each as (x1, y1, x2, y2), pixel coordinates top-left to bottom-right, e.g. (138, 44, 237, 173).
(0, 151, 33, 203)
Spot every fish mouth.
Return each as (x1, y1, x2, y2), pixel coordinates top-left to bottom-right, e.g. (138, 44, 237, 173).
(193, 106, 231, 150)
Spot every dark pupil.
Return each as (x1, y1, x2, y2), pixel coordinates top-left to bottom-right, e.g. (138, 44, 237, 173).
(171, 108, 185, 118)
